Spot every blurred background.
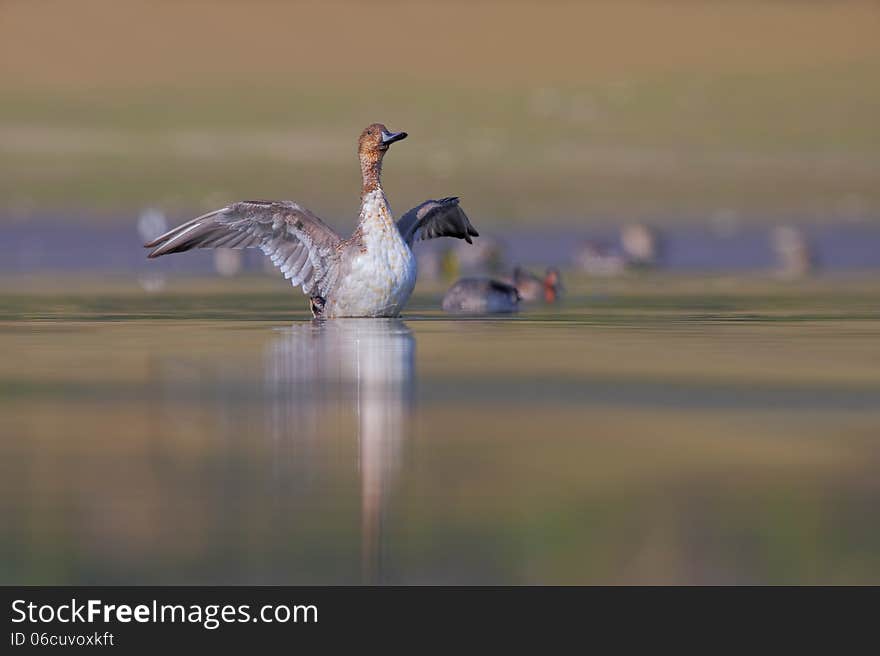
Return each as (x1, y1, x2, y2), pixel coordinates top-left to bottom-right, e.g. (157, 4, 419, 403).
(2, 1, 880, 585)
(1, 0, 879, 278)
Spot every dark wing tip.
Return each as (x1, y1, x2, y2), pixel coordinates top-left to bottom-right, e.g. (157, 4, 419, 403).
(459, 201, 479, 241)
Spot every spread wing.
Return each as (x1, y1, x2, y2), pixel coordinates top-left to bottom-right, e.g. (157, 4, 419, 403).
(144, 200, 341, 297)
(396, 197, 479, 247)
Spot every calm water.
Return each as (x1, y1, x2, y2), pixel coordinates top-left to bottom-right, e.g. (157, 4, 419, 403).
(2, 284, 880, 584)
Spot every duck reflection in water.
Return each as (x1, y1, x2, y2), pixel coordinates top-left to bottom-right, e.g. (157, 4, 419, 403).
(265, 319, 415, 583)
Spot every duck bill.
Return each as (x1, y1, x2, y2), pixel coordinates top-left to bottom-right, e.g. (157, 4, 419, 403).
(381, 130, 408, 146)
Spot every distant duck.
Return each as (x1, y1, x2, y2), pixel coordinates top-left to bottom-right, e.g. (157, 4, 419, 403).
(573, 241, 627, 276)
(573, 225, 661, 276)
(442, 278, 520, 314)
(620, 223, 660, 268)
(144, 123, 479, 318)
(507, 266, 563, 303)
(772, 225, 814, 279)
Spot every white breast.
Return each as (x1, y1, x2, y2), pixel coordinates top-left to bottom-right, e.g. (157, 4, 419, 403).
(327, 191, 417, 318)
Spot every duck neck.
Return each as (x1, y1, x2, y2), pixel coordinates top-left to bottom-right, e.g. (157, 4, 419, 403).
(358, 151, 395, 231)
(360, 150, 384, 199)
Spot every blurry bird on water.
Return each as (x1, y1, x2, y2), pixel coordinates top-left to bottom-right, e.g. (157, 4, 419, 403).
(504, 266, 563, 303)
(441, 265, 563, 315)
(442, 278, 521, 314)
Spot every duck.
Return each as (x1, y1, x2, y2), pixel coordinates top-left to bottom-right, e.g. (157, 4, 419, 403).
(620, 223, 660, 268)
(441, 278, 520, 314)
(144, 123, 479, 318)
(573, 240, 627, 276)
(507, 266, 563, 303)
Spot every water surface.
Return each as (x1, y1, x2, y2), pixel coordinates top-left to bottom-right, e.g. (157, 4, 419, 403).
(2, 284, 880, 584)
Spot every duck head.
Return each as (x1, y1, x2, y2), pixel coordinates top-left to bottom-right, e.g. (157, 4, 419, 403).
(543, 267, 562, 303)
(359, 123, 407, 194)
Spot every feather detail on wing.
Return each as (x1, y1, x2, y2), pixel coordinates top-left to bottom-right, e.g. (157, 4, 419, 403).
(144, 200, 341, 297)
(396, 197, 479, 247)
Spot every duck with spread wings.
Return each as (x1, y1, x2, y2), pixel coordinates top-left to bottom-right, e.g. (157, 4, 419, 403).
(145, 124, 478, 318)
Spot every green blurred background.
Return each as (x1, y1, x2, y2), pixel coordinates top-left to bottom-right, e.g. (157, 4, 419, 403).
(2, 0, 878, 225)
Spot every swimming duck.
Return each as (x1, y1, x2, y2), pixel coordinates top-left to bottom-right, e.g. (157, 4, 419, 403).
(144, 123, 479, 318)
(573, 240, 627, 276)
(620, 223, 660, 268)
(441, 278, 520, 314)
(508, 266, 563, 303)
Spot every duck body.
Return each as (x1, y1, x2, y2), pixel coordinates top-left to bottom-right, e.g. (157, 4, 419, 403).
(442, 278, 520, 314)
(144, 123, 478, 319)
(326, 190, 418, 318)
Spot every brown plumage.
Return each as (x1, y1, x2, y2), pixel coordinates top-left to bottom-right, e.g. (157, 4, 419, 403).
(508, 266, 564, 303)
(358, 123, 392, 197)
